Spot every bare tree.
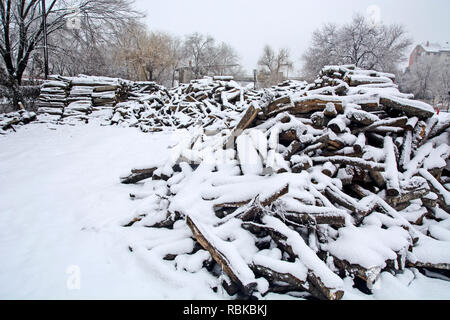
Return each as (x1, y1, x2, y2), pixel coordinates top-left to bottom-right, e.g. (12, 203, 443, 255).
(207, 42, 240, 76)
(400, 55, 450, 109)
(301, 23, 340, 81)
(0, 0, 141, 109)
(302, 14, 412, 80)
(113, 23, 185, 86)
(182, 32, 241, 79)
(257, 44, 293, 87)
(111, 21, 143, 80)
(144, 31, 181, 84)
(182, 32, 215, 79)
(167, 35, 183, 87)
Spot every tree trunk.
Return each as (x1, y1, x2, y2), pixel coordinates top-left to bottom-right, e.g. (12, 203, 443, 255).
(171, 70, 176, 87)
(9, 79, 23, 110)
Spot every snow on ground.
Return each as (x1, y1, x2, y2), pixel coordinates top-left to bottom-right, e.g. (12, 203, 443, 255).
(0, 122, 449, 299)
(0, 122, 220, 299)
(342, 269, 450, 300)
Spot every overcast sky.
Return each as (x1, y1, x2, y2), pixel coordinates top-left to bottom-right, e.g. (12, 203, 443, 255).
(134, 0, 450, 74)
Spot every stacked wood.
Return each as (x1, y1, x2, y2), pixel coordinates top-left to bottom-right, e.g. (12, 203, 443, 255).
(119, 65, 449, 300)
(91, 86, 119, 107)
(37, 75, 134, 119)
(36, 77, 70, 115)
(67, 75, 122, 115)
(64, 100, 93, 117)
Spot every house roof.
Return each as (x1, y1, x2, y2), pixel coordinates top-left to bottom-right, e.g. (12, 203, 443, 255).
(420, 42, 450, 53)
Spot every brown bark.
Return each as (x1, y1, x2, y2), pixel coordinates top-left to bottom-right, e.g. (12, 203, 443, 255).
(186, 215, 257, 296)
(224, 105, 259, 148)
(120, 167, 157, 184)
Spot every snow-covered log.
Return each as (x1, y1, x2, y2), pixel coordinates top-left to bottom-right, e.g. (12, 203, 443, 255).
(120, 167, 157, 184)
(186, 216, 257, 296)
(383, 136, 401, 197)
(261, 215, 344, 300)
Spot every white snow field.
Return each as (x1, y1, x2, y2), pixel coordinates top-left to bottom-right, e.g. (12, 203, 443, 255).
(0, 122, 449, 299)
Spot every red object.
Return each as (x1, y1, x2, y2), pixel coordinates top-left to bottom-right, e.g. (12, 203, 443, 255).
(437, 108, 440, 115)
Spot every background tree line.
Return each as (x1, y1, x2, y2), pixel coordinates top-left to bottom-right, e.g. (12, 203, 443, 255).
(52, 23, 243, 87)
(1, 1, 446, 111)
(0, 0, 243, 110)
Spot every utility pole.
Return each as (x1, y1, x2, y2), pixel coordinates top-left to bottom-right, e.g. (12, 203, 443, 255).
(41, 0, 49, 79)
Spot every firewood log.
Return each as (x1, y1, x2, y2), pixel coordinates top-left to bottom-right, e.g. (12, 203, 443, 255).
(120, 167, 157, 184)
(186, 216, 257, 296)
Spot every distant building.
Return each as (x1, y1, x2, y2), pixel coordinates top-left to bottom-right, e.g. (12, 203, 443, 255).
(409, 41, 450, 67)
(407, 41, 450, 111)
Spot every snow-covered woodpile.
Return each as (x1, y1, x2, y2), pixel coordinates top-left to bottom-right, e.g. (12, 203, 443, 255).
(69, 76, 122, 109)
(36, 78, 69, 115)
(109, 76, 261, 133)
(0, 109, 36, 134)
(119, 65, 450, 300)
(36, 74, 307, 132)
(37, 75, 138, 118)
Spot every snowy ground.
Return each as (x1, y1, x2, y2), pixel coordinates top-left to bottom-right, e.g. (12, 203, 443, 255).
(0, 121, 449, 299)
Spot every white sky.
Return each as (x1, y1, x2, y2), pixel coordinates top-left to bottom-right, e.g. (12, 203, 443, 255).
(134, 0, 450, 74)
